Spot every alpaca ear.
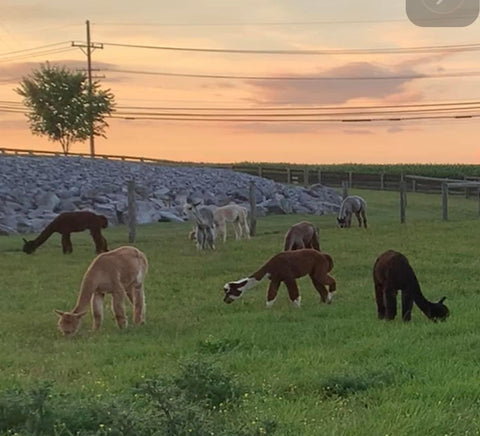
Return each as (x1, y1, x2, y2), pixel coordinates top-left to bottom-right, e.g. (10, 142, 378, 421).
(438, 297, 447, 304)
(23, 237, 28, 243)
(54, 309, 65, 317)
(74, 311, 88, 318)
(193, 201, 201, 207)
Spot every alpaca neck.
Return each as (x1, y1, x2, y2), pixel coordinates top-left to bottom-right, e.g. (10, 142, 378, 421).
(72, 274, 97, 313)
(31, 222, 56, 248)
(408, 274, 434, 317)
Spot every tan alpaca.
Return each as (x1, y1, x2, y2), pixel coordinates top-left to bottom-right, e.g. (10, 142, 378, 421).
(223, 249, 336, 308)
(283, 221, 320, 251)
(55, 246, 148, 336)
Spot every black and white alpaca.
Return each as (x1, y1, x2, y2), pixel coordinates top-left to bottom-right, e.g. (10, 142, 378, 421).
(183, 201, 215, 250)
(373, 250, 449, 322)
(337, 195, 367, 228)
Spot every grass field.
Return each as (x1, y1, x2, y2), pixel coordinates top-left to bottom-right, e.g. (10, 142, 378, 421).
(1, 189, 480, 435)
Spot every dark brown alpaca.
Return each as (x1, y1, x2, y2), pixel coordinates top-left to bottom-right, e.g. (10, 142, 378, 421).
(224, 249, 336, 308)
(373, 250, 449, 322)
(22, 211, 108, 255)
(283, 221, 320, 251)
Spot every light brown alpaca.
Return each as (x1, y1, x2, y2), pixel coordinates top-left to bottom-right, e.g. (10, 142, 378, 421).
(55, 246, 148, 336)
(223, 249, 336, 308)
(283, 221, 320, 251)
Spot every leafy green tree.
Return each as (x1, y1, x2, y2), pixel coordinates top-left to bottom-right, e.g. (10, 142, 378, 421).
(16, 63, 115, 155)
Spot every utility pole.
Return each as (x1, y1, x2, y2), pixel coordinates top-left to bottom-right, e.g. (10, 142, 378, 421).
(72, 20, 104, 158)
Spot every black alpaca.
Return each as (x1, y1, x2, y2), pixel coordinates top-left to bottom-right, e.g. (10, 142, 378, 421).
(373, 250, 449, 322)
(22, 211, 108, 255)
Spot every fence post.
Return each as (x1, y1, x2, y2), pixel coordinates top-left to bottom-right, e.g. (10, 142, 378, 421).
(342, 181, 349, 199)
(400, 181, 407, 224)
(249, 180, 257, 237)
(442, 182, 448, 221)
(127, 180, 137, 243)
(304, 168, 309, 187)
(258, 166, 263, 178)
(286, 167, 291, 184)
(348, 171, 353, 188)
(478, 188, 480, 217)
(380, 172, 384, 190)
(318, 169, 322, 185)
(412, 179, 416, 193)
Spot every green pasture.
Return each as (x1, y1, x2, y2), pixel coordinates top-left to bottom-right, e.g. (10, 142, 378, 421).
(1, 189, 479, 435)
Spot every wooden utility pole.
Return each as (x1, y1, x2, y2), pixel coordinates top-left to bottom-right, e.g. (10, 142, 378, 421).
(72, 20, 104, 158)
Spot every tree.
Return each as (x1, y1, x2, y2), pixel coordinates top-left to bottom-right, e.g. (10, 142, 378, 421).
(15, 63, 115, 155)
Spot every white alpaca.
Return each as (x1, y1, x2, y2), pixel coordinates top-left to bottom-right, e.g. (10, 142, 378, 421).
(55, 246, 148, 336)
(214, 204, 250, 243)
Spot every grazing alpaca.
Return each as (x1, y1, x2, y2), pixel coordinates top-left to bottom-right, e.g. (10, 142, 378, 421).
(337, 195, 367, 228)
(373, 250, 449, 322)
(214, 204, 250, 242)
(183, 202, 215, 250)
(223, 249, 336, 308)
(22, 211, 108, 255)
(283, 221, 320, 251)
(55, 246, 148, 336)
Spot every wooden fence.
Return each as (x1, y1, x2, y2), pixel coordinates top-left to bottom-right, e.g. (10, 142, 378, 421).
(2, 146, 480, 197)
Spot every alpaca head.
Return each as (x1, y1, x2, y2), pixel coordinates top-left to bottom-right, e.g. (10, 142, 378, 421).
(22, 238, 36, 254)
(430, 297, 449, 321)
(55, 310, 87, 337)
(337, 217, 347, 228)
(223, 279, 249, 304)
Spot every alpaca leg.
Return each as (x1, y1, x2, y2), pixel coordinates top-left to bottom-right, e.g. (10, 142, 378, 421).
(90, 228, 105, 254)
(219, 221, 227, 242)
(361, 211, 367, 228)
(266, 279, 281, 308)
(242, 217, 250, 239)
(310, 276, 328, 303)
(355, 212, 362, 227)
(383, 287, 397, 320)
(347, 214, 352, 228)
(284, 278, 301, 308)
(401, 291, 414, 322)
(311, 233, 321, 251)
(91, 293, 105, 331)
(61, 233, 73, 254)
(233, 220, 241, 240)
(111, 290, 128, 329)
(374, 281, 386, 319)
(131, 284, 146, 324)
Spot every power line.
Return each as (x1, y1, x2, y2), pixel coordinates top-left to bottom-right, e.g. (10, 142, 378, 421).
(0, 47, 77, 64)
(93, 18, 406, 27)
(0, 41, 70, 57)
(98, 40, 480, 55)
(105, 68, 480, 81)
(109, 113, 480, 122)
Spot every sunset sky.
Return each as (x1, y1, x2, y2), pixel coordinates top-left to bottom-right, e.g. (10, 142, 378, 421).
(1, 0, 480, 164)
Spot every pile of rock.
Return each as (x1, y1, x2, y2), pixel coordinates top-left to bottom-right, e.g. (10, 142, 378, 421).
(0, 156, 342, 235)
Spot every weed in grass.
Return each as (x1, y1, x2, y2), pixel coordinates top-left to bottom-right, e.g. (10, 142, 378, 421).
(197, 335, 242, 354)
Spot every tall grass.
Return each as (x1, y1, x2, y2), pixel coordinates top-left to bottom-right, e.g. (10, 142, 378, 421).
(0, 189, 479, 435)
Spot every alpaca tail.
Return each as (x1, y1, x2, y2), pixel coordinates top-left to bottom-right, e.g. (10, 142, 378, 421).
(99, 215, 108, 229)
(323, 253, 334, 272)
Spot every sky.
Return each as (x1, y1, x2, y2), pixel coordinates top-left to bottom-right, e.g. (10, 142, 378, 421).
(1, 0, 480, 164)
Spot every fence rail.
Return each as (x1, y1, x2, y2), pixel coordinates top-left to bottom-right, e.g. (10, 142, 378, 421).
(1, 147, 480, 197)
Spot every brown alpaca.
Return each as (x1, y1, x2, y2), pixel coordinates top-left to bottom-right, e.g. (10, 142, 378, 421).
(223, 249, 336, 308)
(55, 246, 148, 336)
(22, 211, 108, 255)
(283, 221, 320, 251)
(373, 250, 449, 322)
